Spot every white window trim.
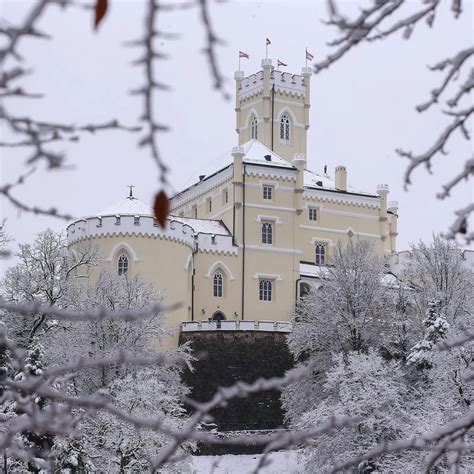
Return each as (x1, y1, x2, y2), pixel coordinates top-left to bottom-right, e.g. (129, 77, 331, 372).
(256, 215, 282, 224)
(106, 241, 140, 263)
(261, 221, 274, 245)
(259, 278, 273, 302)
(262, 184, 274, 200)
(213, 271, 223, 298)
(204, 261, 235, 281)
(252, 273, 282, 281)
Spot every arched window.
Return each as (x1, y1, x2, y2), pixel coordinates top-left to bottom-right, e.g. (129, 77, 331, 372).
(118, 254, 128, 276)
(261, 222, 273, 244)
(213, 271, 223, 297)
(250, 115, 258, 140)
(280, 113, 290, 142)
(315, 244, 326, 266)
(259, 279, 273, 301)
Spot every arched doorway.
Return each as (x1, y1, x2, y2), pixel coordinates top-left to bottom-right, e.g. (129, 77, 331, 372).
(211, 311, 225, 328)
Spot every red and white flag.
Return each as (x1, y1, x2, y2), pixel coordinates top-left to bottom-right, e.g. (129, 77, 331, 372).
(306, 49, 314, 61)
(239, 51, 249, 59)
(277, 59, 287, 67)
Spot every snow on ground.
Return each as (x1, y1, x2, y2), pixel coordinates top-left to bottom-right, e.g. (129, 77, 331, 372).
(191, 450, 303, 473)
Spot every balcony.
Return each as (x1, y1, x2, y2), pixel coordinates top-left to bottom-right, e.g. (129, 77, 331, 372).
(181, 320, 291, 333)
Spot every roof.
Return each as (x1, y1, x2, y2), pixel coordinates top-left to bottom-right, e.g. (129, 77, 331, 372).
(242, 139, 293, 169)
(173, 138, 376, 199)
(170, 216, 230, 235)
(299, 262, 330, 279)
(99, 196, 153, 217)
(304, 169, 375, 196)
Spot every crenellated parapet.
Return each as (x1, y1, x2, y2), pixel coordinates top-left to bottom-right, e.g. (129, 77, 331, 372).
(67, 215, 196, 249)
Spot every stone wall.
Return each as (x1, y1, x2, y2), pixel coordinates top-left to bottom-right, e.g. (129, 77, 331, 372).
(180, 330, 294, 433)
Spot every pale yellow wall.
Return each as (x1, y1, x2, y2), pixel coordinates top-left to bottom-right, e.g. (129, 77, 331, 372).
(70, 234, 193, 350)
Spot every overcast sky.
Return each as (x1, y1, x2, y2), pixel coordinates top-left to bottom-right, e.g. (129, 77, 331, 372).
(1, 0, 473, 274)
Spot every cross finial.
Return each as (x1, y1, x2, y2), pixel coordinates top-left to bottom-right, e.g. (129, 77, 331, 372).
(127, 185, 135, 198)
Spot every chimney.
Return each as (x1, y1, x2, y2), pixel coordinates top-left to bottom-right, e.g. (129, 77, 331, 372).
(199, 175, 206, 181)
(335, 166, 347, 191)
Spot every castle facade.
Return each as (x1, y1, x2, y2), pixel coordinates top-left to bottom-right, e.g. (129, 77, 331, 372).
(67, 59, 399, 348)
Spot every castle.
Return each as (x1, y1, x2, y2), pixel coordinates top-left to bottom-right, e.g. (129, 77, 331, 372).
(67, 59, 399, 348)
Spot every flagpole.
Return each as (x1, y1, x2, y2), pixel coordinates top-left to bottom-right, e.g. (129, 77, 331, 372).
(305, 48, 308, 68)
(266, 41, 268, 60)
(239, 53, 241, 71)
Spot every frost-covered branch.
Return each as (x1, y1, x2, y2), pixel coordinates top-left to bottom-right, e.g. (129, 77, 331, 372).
(316, 0, 473, 240)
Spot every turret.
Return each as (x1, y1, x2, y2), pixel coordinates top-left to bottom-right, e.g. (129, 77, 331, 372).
(388, 200, 399, 252)
(293, 153, 306, 215)
(377, 184, 390, 242)
(232, 146, 246, 245)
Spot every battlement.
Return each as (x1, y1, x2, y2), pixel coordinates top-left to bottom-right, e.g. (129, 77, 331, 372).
(181, 320, 291, 332)
(237, 66, 307, 101)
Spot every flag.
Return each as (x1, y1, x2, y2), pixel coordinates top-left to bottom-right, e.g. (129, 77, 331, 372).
(306, 49, 314, 61)
(277, 59, 287, 67)
(239, 51, 249, 59)
(266, 38, 271, 45)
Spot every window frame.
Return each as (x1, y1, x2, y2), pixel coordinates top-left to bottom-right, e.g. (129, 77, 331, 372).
(308, 207, 318, 221)
(279, 113, 291, 143)
(261, 221, 273, 245)
(315, 243, 326, 266)
(213, 271, 223, 298)
(262, 185, 273, 201)
(117, 253, 129, 276)
(259, 279, 273, 302)
(251, 115, 258, 140)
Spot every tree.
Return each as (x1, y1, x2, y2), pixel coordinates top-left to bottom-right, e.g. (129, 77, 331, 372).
(314, 0, 473, 242)
(1, 229, 97, 347)
(287, 240, 388, 361)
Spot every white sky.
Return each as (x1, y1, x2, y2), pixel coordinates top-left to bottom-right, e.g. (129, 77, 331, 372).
(1, 0, 473, 274)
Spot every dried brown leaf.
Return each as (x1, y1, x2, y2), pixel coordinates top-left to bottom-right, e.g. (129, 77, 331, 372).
(154, 191, 169, 228)
(94, 0, 108, 31)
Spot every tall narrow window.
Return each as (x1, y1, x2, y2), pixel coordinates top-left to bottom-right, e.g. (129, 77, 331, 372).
(192, 205, 197, 218)
(262, 185, 273, 200)
(207, 198, 212, 213)
(259, 279, 273, 301)
(315, 244, 326, 266)
(280, 114, 290, 142)
(213, 271, 223, 298)
(251, 115, 258, 139)
(118, 254, 128, 276)
(261, 222, 273, 244)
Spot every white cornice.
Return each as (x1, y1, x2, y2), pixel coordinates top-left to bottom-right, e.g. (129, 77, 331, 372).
(245, 164, 296, 182)
(244, 244, 302, 255)
(171, 166, 233, 210)
(304, 188, 380, 209)
(300, 224, 380, 239)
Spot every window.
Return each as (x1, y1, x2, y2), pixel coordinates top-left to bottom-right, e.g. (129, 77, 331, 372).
(134, 216, 140, 225)
(280, 113, 290, 142)
(259, 279, 273, 301)
(262, 185, 273, 200)
(308, 208, 318, 221)
(261, 222, 273, 244)
(192, 205, 197, 218)
(222, 188, 229, 205)
(207, 198, 212, 213)
(213, 271, 223, 298)
(315, 243, 326, 266)
(300, 282, 311, 298)
(118, 254, 128, 276)
(251, 115, 258, 139)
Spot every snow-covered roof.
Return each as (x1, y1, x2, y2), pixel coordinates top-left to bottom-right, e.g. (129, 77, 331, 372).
(304, 169, 375, 196)
(299, 262, 330, 279)
(241, 139, 293, 169)
(169, 216, 230, 235)
(98, 196, 153, 217)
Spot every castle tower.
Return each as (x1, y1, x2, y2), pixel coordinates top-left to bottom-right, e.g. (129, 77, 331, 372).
(234, 59, 311, 164)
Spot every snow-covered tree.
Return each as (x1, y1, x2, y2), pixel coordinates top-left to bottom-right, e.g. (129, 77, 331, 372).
(1, 229, 97, 347)
(288, 240, 388, 361)
(401, 235, 473, 325)
(297, 350, 410, 473)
